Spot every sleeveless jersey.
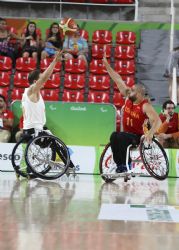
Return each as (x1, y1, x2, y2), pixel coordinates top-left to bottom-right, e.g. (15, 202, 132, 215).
(159, 112, 178, 134)
(123, 98, 149, 135)
(22, 88, 46, 130)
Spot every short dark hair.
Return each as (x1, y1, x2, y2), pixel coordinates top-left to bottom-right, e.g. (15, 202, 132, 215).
(162, 100, 175, 111)
(0, 94, 6, 103)
(28, 69, 40, 85)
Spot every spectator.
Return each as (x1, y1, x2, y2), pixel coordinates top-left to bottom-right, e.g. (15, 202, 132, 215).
(63, 25, 88, 65)
(15, 115, 23, 142)
(0, 17, 21, 62)
(164, 47, 179, 101)
(21, 21, 40, 62)
(0, 94, 14, 142)
(157, 100, 179, 148)
(41, 22, 63, 60)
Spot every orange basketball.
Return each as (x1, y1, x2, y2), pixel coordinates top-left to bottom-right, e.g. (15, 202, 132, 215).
(59, 17, 78, 36)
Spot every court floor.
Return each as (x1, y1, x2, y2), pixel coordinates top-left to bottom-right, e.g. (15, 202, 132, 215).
(0, 172, 179, 250)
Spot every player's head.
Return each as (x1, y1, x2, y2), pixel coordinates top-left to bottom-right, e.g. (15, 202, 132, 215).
(162, 100, 175, 116)
(128, 84, 146, 102)
(28, 69, 41, 85)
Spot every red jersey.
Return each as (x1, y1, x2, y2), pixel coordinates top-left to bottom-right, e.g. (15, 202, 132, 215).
(123, 98, 148, 135)
(159, 112, 178, 134)
(0, 109, 14, 130)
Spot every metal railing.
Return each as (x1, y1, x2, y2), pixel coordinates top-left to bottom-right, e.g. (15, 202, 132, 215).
(0, 0, 138, 21)
(170, 0, 177, 105)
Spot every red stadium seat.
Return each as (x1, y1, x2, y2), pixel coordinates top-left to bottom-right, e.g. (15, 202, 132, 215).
(0, 56, 12, 72)
(79, 29, 89, 42)
(92, 30, 112, 44)
(65, 59, 87, 74)
(87, 90, 110, 103)
(11, 88, 25, 101)
(114, 60, 135, 75)
(116, 31, 136, 45)
(40, 58, 61, 73)
(91, 44, 112, 59)
(64, 74, 85, 89)
(13, 72, 29, 88)
(0, 72, 10, 87)
(113, 92, 125, 109)
(89, 59, 108, 75)
(89, 75, 110, 90)
(0, 87, 9, 99)
(114, 75, 135, 90)
(16, 57, 37, 72)
(62, 90, 84, 102)
(114, 45, 135, 60)
(43, 73, 61, 89)
(40, 89, 59, 101)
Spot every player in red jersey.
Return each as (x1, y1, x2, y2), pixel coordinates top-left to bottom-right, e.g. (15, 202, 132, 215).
(103, 55, 161, 173)
(157, 100, 179, 148)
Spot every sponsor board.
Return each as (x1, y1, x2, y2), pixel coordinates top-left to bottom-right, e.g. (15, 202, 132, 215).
(0, 143, 96, 174)
(0, 143, 177, 176)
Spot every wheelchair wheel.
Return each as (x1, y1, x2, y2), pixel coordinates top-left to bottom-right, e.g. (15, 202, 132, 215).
(139, 137, 169, 180)
(11, 136, 36, 179)
(99, 143, 117, 183)
(25, 134, 70, 180)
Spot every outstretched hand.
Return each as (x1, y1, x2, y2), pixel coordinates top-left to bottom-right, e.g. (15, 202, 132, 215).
(54, 50, 64, 62)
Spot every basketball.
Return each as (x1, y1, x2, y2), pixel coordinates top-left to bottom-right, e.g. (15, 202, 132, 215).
(59, 17, 78, 36)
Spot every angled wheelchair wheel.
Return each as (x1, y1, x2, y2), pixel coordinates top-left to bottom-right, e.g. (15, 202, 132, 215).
(11, 136, 36, 179)
(25, 134, 70, 180)
(99, 143, 117, 183)
(139, 137, 169, 180)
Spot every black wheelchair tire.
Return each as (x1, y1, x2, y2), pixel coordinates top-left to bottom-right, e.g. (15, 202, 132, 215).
(11, 136, 36, 178)
(25, 134, 70, 180)
(139, 137, 169, 180)
(99, 143, 116, 183)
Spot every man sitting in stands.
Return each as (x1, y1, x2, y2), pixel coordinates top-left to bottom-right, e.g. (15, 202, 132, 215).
(0, 94, 14, 142)
(157, 100, 179, 148)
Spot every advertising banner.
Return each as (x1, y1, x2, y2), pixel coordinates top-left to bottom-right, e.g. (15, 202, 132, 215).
(11, 101, 116, 146)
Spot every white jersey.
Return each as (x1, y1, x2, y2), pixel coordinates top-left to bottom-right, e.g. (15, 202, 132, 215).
(22, 88, 46, 130)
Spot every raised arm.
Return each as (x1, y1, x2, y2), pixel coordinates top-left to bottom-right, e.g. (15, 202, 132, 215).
(31, 50, 62, 93)
(102, 56, 130, 96)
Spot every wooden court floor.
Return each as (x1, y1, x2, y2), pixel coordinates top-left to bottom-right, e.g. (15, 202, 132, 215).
(0, 172, 179, 250)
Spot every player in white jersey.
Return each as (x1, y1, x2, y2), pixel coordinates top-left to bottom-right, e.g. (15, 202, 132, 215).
(22, 50, 61, 134)
(21, 50, 75, 173)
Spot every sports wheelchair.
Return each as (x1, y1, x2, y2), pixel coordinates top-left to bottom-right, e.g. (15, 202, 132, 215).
(100, 136, 169, 183)
(11, 130, 74, 180)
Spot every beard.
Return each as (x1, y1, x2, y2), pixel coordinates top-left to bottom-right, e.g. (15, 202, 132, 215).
(128, 95, 137, 102)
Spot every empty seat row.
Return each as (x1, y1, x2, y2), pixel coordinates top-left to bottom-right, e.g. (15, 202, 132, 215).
(0, 56, 135, 75)
(0, 71, 135, 90)
(2, 87, 125, 109)
(92, 30, 136, 44)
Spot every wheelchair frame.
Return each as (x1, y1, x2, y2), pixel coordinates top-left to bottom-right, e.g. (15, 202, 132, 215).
(100, 137, 169, 183)
(11, 130, 73, 180)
